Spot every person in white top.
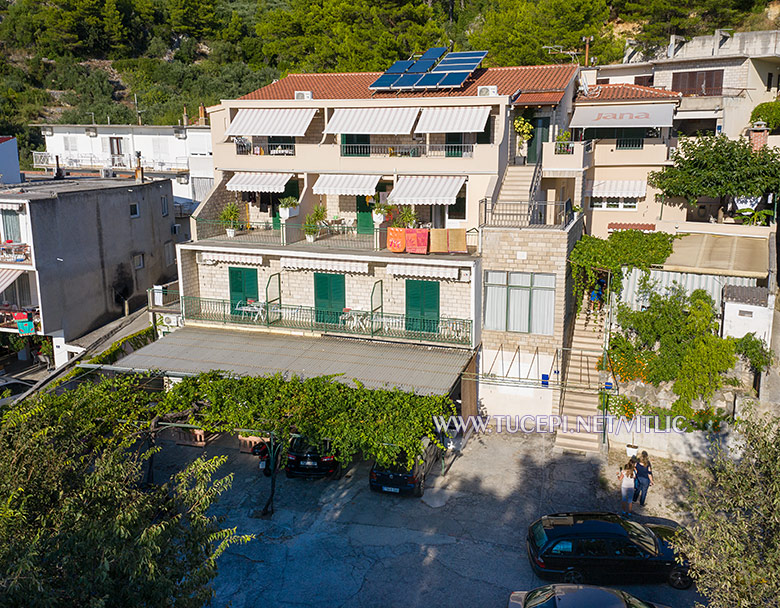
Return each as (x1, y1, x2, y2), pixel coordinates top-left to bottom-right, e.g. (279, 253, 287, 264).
(617, 461, 636, 516)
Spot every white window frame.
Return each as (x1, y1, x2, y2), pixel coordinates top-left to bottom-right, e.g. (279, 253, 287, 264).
(133, 253, 144, 269)
(161, 195, 169, 217)
(483, 271, 556, 335)
(130, 202, 140, 218)
(589, 197, 638, 210)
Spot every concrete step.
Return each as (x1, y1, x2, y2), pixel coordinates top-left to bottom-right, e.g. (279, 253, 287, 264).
(554, 433, 601, 454)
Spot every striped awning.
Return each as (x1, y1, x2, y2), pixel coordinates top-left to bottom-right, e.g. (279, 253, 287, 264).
(226, 172, 293, 193)
(387, 176, 467, 206)
(415, 107, 491, 134)
(224, 108, 317, 137)
(312, 174, 381, 197)
(0, 269, 22, 294)
(385, 264, 460, 280)
(324, 107, 420, 135)
(587, 180, 647, 198)
(281, 257, 369, 274)
(198, 252, 263, 266)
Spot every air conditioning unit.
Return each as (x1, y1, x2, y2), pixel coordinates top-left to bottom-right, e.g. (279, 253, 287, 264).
(173, 127, 187, 140)
(171, 223, 181, 235)
(100, 168, 114, 178)
(176, 173, 189, 185)
(478, 85, 498, 97)
(85, 127, 98, 138)
(294, 90, 313, 100)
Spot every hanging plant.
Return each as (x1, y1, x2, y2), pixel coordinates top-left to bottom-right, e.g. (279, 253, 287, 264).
(513, 116, 534, 143)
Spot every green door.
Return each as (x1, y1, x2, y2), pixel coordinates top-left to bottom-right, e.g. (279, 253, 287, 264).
(356, 195, 374, 235)
(445, 132, 463, 158)
(526, 116, 550, 165)
(314, 273, 345, 325)
(229, 267, 259, 313)
(405, 279, 440, 333)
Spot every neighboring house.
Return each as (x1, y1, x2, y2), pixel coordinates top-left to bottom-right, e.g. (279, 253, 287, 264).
(0, 137, 21, 185)
(32, 113, 214, 237)
(125, 55, 585, 421)
(0, 178, 177, 367)
(587, 29, 780, 138)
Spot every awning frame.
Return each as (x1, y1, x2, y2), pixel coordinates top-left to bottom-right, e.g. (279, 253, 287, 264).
(312, 174, 381, 197)
(225, 172, 294, 193)
(387, 176, 467, 206)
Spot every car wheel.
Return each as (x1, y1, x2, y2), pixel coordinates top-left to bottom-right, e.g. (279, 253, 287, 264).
(562, 569, 584, 584)
(413, 476, 425, 497)
(668, 567, 693, 590)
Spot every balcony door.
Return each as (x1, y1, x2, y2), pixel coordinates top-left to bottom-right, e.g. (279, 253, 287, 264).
(526, 117, 550, 165)
(229, 267, 258, 313)
(314, 273, 345, 325)
(445, 133, 463, 158)
(405, 279, 440, 333)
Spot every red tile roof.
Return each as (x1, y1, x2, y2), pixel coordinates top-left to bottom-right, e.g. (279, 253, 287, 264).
(608, 222, 656, 232)
(576, 84, 681, 102)
(0, 137, 14, 145)
(240, 65, 578, 105)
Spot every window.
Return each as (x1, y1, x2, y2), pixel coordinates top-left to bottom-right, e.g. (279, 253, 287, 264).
(768, 73, 774, 92)
(549, 540, 573, 555)
(590, 197, 638, 210)
(161, 195, 169, 217)
(449, 194, 466, 220)
(634, 75, 654, 87)
(671, 70, 724, 96)
(596, 78, 609, 85)
(130, 202, 140, 218)
(164, 241, 175, 267)
(476, 117, 492, 145)
(484, 271, 555, 335)
(1, 210, 21, 242)
(1, 272, 30, 307)
(341, 134, 370, 157)
(133, 254, 144, 269)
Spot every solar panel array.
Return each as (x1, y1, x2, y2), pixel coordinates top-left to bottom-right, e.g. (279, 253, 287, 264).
(369, 48, 487, 91)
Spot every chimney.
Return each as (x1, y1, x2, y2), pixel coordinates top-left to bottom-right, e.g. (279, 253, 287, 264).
(134, 151, 144, 183)
(183, 105, 189, 126)
(198, 103, 207, 126)
(750, 121, 769, 151)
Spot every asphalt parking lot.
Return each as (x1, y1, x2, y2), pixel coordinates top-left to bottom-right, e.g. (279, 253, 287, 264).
(153, 430, 705, 608)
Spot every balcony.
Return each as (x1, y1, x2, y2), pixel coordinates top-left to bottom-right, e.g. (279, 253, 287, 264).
(195, 219, 479, 255)
(0, 305, 40, 332)
(541, 141, 593, 173)
(32, 152, 189, 172)
(590, 139, 671, 166)
(0, 243, 31, 265)
(235, 139, 295, 157)
(480, 200, 577, 229)
(340, 143, 474, 158)
(180, 296, 472, 346)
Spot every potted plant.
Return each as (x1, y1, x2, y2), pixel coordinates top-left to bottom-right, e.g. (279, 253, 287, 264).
(278, 195, 300, 220)
(372, 199, 394, 225)
(513, 115, 534, 159)
(219, 201, 241, 237)
(303, 204, 326, 242)
(555, 130, 573, 154)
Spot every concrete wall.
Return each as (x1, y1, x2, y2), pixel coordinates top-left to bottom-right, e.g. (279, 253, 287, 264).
(0, 138, 21, 184)
(608, 426, 740, 462)
(723, 298, 774, 343)
(30, 179, 177, 340)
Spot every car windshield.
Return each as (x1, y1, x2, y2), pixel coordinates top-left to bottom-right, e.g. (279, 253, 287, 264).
(621, 591, 655, 608)
(524, 586, 555, 608)
(619, 519, 658, 556)
(376, 451, 411, 474)
(290, 437, 329, 454)
(529, 521, 548, 549)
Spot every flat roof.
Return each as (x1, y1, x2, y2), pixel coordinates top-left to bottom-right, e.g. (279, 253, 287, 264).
(31, 123, 210, 130)
(662, 233, 769, 278)
(0, 177, 169, 201)
(114, 326, 472, 396)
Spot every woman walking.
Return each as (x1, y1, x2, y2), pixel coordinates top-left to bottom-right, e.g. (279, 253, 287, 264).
(617, 461, 636, 516)
(633, 451, 654, 507)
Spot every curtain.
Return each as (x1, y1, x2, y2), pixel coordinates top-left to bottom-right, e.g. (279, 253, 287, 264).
(484, 284, 506, 331)
(1, 211, 21, 243)
(508, 288, 530, 333)
(531, 288, 555, 335)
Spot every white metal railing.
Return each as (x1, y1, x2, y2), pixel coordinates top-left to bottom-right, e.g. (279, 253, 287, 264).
(32, 151, 188, 172)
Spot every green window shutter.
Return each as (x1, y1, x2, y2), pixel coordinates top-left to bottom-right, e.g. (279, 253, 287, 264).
(229, 267, 244, 308)
(243, 268, 259, 301)
(314, 273, 329, 311)
(476, 117, 491, 145)
(331, 274, 345, 311)
(421, 280, 440, 322)
(406, 280, 439, 332)
(314, 273, 345, 324)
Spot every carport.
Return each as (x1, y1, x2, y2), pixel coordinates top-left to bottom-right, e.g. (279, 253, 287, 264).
(90, 326, 477, 413)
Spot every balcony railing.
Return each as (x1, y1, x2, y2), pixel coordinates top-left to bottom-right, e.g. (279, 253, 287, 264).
(0, 305, 40, 331)
(235, 140, 295, 157)
(180, 296, 472, 346)
(147, 285, 180, 313)
(340, 143, 474, 158)
(615, 138, 644, 150)
(481, 199, 576, 229)
(32, 151, 189, 171)
(554, 142, 575, 155)
(0, 243, 31, 264)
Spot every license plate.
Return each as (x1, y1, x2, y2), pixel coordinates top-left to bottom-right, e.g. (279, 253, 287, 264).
(302, 460, 316, 467)
(258, 461, 266, 469)
(382, 486, 400, 493)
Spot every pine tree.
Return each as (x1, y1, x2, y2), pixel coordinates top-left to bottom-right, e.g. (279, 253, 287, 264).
(103, 0, 130, 56)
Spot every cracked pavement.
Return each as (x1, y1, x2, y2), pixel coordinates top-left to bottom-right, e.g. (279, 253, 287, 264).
(153, 430, 705, 608)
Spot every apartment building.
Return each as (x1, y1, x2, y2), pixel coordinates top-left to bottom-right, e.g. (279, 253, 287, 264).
(0, 137, 21, 185)
(0, 178, 177, 367)
(118, 53, 586, 419)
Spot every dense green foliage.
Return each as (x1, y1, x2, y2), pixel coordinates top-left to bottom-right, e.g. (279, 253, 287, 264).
(568, 229, 676, 311)
(0, 376, 251, 606)
(648, 135, 780, 207)
(751, 100, 780, 131)
(609, 285, 772, 414)
(673, 406, 780, 607)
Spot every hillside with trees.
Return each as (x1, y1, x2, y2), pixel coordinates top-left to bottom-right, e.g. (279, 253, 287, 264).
(0, 0, 776, 165)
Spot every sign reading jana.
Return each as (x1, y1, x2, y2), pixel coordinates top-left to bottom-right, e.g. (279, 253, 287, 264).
(593, 111, 651, 121)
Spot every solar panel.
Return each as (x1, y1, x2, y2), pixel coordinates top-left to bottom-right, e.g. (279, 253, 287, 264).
(407, 59, 437, 73)
(414, 72, 446, 89)
(433, 60, 481, 72)
(369, 73, 401, 89)
(419, 47, 448, 61)
(385, 60, 415, 74)
(437, 71, 471, 88)
(390, 72, 424, 88)
(445, 51, 488, 60)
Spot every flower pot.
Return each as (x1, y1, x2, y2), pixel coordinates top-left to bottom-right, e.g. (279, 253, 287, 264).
(279, 205, 299, 220)
(626, 444, 639, 458)
(305, 233, 316, 243)
(226, 227, 236, 238)
(372, 211, 385, 225)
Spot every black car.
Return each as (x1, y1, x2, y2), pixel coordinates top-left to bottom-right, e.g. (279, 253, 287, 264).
(508, 584, 672, 608)
(369, 435, 442, 497)
(285, 436, 342, 479)
(526, 512, 692, 589)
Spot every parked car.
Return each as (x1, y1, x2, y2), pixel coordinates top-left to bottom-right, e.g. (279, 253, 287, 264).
(526, 512, 692, 589)
(0, 377, 33, 406)
(508, 584, 672, 608)
(369, 435, 443, 497)
(285, 436, 343, 479)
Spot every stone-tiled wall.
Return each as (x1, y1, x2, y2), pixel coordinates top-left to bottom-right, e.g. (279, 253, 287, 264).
(653, 57, 747, 91)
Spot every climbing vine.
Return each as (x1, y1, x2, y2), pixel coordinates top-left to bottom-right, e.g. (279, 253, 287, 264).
(568, 230, 676, 312)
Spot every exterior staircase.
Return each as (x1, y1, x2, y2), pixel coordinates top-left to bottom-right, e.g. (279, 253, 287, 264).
(554, 308, 608, 454)
(487, 165, 538, 223)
